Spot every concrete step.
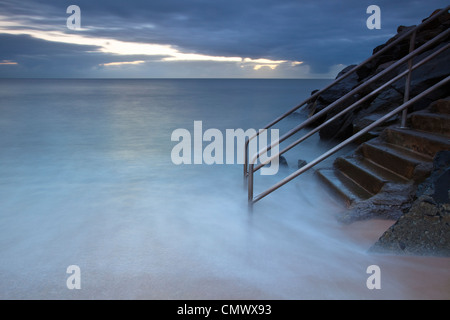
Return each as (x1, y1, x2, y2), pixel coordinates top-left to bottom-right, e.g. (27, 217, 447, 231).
(316, 169, 373, 207)
(315, 98, 449, 209)
(410, 111, 450, 137)
(383, 127, 450, 158)
(334, 156, 408, 195)
(359, 140, 433, 180)
(429, 98, 450, 115)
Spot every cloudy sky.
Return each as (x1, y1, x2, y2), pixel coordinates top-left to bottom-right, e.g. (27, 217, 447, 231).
(0, 0, 448, 78)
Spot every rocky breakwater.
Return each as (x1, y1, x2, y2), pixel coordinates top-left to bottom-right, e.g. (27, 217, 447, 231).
(302, 8, 450, 256)
(304, 8, 450, 141)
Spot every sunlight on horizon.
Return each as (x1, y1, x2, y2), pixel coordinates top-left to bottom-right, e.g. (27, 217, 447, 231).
(0, 60, 18, 65)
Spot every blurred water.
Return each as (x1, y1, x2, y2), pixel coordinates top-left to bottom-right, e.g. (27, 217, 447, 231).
(0, 79, 448, 299)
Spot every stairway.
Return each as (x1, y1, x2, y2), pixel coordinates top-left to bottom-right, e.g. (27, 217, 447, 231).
(316, 97, 450, 207)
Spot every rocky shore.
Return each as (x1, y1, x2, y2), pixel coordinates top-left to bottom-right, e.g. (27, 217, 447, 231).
(302, 9, 450, 256)
(306, 9, 449, 141)
(371, 151, 450, 256)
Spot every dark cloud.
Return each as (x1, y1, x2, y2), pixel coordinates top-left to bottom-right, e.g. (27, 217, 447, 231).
(0, 34, 168, 77)
(0, 34, 98, 57)
(0, 0, 448, 77)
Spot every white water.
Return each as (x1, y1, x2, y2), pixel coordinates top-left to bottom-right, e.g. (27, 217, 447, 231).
(0, 79, 448, 299)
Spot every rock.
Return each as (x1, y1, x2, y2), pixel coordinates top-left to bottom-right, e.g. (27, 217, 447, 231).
(305, 92, 328, 127)
(416, 150, 450, 198)
(374, 60, 397, 75)
(397, 25, 414, 34)
(350, 85, 403, 138)
(319, 65, 359, 105)
(389, 43, 450, 112)
(318, 112, 355, 141)
(297, 159, 307, 169)
(429, 96, 450, 114)
(361, 86, 404, 116)
(352, 113, 400, 140)
(358, 25, 416, 81)
(279, 156, 288, 167)
(306, 64, 359, 119)
(433, 170, 450, 203)
(370, 151, 450, 256)
(310, 64, 362, 140)
(364, 7, 450, 82)
(339, 181, 417, 223)
(370, 196, 450, 256)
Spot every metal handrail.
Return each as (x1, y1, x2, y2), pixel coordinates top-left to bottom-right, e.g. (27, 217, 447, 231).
(251, 43, 449, 174)
(246, 7, 450, 205)
(249, 75, 450, 204)
(249, 27, 449, 168)
(243, 5, 450, 177)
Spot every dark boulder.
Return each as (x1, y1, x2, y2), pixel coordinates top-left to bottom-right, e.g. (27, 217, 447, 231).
(279, 156, 288, 167)
(370, 151, 450, 256)
(306, 65, 359, 119)
(297, 159, 307, 169)
(306, 65, 361, 140)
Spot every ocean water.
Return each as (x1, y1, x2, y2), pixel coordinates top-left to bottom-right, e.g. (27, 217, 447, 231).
(0, 79, 448, 299)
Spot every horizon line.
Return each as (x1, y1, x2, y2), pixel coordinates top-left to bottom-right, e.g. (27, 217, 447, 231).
(0, 77, 334, 80)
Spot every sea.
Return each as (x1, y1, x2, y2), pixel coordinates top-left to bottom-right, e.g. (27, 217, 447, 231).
(0, 78, 448, 299)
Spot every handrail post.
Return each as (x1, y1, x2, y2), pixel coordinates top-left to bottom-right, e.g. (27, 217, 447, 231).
(244, 139, 249, 179)
(400, 30, 417, 128)
(248, 164, 254, 207)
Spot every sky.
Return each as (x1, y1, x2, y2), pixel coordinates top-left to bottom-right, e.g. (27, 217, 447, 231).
(0, 0, 448, 78)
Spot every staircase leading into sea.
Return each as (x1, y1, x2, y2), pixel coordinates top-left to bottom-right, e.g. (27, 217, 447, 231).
(243, 6, 450, 209)
(316, 98, 450, 207)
